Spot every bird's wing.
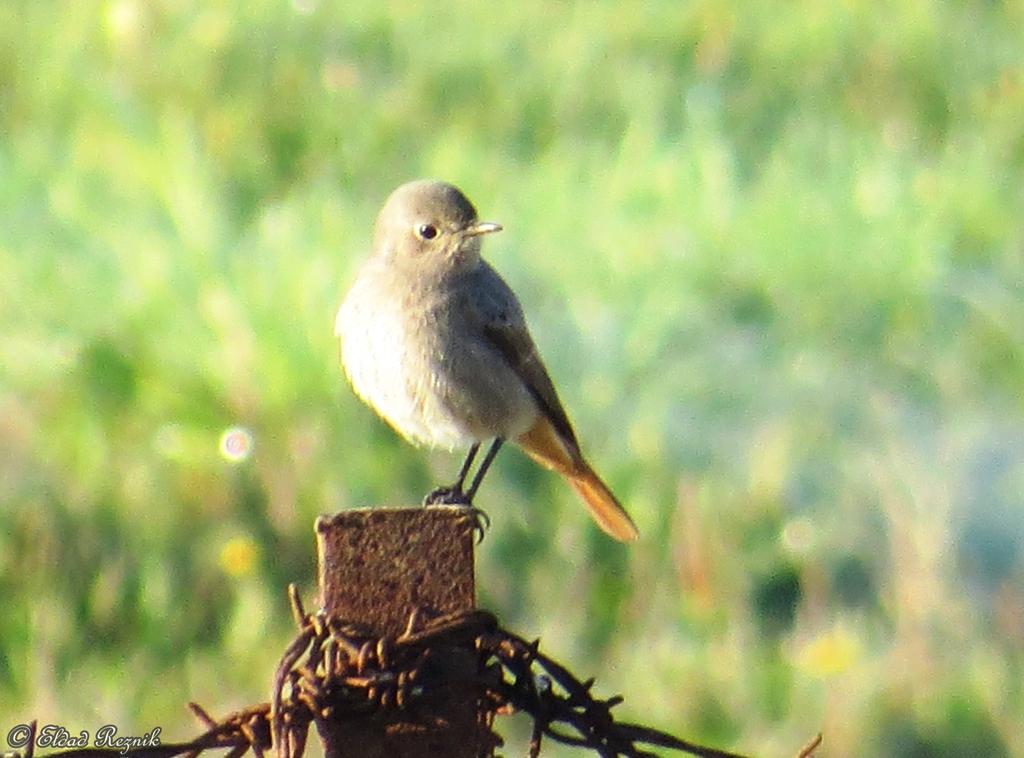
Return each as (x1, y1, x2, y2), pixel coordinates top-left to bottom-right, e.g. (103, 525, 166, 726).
(469, 263, 582, 458)
(468, 263, 638, 542)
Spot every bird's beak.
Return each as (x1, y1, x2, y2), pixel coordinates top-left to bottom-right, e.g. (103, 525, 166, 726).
(464, 221, 503, 237)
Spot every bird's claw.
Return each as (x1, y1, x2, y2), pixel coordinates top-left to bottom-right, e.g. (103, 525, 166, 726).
(458, 506, 491, 544)
(422, 488, 490, 543)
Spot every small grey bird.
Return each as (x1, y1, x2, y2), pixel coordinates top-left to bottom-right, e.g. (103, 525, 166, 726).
(335, 180, 638, 542)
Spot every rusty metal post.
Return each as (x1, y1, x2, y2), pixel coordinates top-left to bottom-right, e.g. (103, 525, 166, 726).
(313, 506, 493, 757)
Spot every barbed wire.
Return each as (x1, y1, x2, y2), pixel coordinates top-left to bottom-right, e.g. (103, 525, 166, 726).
(7, 585, 822, 758)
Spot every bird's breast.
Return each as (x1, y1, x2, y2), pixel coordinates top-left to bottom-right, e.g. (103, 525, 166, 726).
(337, 269, 536, 448)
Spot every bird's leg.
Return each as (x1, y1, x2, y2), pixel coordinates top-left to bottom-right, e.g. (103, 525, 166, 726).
(454, 438, 504, 541)
(464, 437, 504, 502)
(423, 439, 503, 541)
(423, 442, 479, 506)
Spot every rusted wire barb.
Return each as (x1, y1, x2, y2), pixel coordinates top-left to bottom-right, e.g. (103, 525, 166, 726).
(265, 594, 754, 758)
(13, 589, 819, 758)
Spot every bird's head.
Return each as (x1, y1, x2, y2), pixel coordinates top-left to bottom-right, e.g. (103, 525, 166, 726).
(373, 180, 502, 271)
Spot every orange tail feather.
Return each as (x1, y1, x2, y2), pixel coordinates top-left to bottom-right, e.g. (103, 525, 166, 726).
(515, 418, 639, 542)
(568, 463, 639, 542)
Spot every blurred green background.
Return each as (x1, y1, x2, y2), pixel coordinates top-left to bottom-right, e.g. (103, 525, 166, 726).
(2, 0, 1023, 755)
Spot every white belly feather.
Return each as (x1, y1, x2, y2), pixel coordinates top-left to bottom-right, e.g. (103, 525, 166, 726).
(336, 287, 473, 449)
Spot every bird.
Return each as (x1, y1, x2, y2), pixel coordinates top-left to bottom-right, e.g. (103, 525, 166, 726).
(335, 179, 638, 542)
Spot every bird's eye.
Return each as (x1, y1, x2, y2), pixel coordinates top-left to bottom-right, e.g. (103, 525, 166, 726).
(416, 223, 439, 240)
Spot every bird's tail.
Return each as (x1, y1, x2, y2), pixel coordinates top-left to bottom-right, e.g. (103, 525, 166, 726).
(516, 418, 639, 542)
(567, 461, 639, 542)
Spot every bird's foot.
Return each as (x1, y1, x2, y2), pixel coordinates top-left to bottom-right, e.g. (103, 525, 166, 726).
(423, 485, 471, 506)
(422, 487, 490, 542)
(457, 506, 491, 544)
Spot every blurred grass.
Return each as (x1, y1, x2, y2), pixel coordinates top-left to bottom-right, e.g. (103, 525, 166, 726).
(2, 0, 1023, 754)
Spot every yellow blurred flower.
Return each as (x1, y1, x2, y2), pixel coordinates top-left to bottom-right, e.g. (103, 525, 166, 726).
(795, 625, 862, 677)
(105, 0, 139, 42)
(219, 536, 259, 578)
